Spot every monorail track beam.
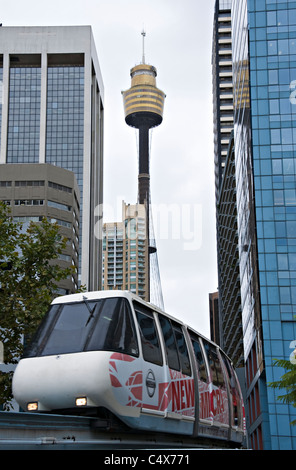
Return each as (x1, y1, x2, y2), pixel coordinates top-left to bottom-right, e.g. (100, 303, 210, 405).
(0, 412, 244, 450)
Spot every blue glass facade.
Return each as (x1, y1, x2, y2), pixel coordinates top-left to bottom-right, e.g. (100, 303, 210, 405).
(248, 0, 296, 450)
(232, 0, 296, 449)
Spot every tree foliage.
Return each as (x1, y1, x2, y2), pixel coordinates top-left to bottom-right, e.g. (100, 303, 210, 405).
(268, 355, 296, 426)
(0, 201, 73, 409)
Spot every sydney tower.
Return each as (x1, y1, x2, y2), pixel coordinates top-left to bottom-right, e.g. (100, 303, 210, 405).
(122, 32, 165, 302)
(122, 31, 166, 207)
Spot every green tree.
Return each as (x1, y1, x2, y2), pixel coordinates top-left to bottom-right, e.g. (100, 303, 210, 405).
(268, 353, 296, 426)
(0, 201, 74, 409)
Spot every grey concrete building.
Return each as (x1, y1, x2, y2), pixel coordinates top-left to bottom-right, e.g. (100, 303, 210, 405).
(0, 163, 80, 294)
(0, 26, 104, 290)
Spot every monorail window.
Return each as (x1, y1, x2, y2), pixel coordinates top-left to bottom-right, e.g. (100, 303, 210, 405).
(204, 341, 226, 389)
(158, 315, 180, 371)
(158, 315, 191, 376)
(86, 298, 138, 356)
(220, 352, 242, 427)
(29, 301, 98, 356)
(23, 304, 61, 357)
(190, 336, 208, 382)
(23, 298, 139, 357)
(135, 306, 163, 366)
(173, 324, 191, 376)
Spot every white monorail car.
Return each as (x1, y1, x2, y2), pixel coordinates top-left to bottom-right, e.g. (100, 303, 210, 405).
(12, 291, 246, 445)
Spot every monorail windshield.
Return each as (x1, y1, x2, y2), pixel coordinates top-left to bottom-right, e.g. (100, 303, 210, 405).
(24, 298, 139, 358)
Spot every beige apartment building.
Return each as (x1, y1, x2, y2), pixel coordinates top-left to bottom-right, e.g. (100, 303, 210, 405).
(102, 202, 149, 301)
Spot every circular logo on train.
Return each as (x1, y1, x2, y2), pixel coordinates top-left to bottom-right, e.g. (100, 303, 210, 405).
(146, 370, 156, 397)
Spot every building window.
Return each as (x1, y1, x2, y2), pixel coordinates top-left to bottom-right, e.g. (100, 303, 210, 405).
(48, 200, 71, 212)
(50, 218, 71, 229)
(7, 67, 41, 163)
(48, 181, 72, 193)
(46, 66, 84, 189)
(15, 180, 44, 187)
(14, 199, 44, 206)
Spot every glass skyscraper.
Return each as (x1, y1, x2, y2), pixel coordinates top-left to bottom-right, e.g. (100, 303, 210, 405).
(0, 26, 104, 290)
(212, 0, 244, 369)
(229, 0, 296, 449)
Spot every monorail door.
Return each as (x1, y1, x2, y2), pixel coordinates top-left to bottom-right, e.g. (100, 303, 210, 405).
(133, 303, 167, 421)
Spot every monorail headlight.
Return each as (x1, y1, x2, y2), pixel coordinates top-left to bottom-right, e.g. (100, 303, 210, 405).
(75, 397, 87, 407)
(27, 402, 38, 411)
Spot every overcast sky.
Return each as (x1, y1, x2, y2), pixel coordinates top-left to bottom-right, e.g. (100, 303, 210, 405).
(2, 0, 217, 337)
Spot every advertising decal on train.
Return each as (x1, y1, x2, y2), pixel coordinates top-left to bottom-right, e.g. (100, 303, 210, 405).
(109, 352, 229, 423)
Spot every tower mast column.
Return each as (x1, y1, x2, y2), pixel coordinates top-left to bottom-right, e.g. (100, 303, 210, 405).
(138, 124, 150, 205)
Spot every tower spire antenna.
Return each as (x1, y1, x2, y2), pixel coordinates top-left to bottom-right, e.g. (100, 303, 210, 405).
(141, 29, 146, 64)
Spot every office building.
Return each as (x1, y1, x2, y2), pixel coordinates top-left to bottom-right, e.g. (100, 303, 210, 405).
(212, 0, 243, 366)
(230, 0, 296, 449)
(102, 202, 149, 301)
(212, 0, 234, 200)
(0, 26, 104, 290)
(216, 132, 244, 366)
(0, 163, 80, 293)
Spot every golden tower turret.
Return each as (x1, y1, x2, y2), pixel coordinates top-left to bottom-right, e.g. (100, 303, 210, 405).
(122, 63, 165, 130)
(122, 31, 166, 205)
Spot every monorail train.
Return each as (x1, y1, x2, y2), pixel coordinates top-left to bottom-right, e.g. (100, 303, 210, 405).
(12, 291, 246, 446)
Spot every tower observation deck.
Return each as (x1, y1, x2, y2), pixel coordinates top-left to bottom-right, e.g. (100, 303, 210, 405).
(122, 36, 166, 205)
(122, 32, 165, 308)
